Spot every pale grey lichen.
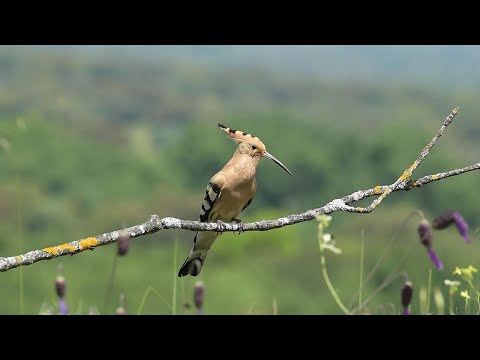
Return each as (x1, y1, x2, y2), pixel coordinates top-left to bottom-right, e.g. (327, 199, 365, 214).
(350, 190, 365, 202)
(162, 217, 182, 228)
(324, 199, 346, 213)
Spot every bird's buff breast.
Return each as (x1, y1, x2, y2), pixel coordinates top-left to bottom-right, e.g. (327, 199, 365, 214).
(213, 181, 255, 222)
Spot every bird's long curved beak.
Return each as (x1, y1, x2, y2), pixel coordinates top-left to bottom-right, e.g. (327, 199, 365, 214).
(263, 151, 292, 176)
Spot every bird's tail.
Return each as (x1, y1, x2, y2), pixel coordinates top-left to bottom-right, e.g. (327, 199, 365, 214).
(178, 232, 219, 277)
(178, 249, 208, 277)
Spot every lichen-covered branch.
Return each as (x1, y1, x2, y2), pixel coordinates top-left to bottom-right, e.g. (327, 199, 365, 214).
(0, 108, 477, 272)
(352, 107, 460, 213)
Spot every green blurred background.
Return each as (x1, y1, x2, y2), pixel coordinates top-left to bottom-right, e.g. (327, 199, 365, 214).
(0, 45, 478, 314)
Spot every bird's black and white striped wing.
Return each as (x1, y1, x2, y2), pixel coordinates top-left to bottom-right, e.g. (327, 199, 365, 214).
(179, 178, 223, 276)
(199, 180, 222, 222)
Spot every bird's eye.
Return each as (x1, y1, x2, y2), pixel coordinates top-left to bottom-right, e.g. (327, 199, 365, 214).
(251, 145, 257, 150)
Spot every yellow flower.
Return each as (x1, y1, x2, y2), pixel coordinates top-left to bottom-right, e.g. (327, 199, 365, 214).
(460, 290, 470, 300)
(453, 267, 462, 276)
(466, 265, 478, 274)
(453, 265, 478, 281)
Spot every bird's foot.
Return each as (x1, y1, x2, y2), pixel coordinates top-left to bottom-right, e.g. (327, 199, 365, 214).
(232, 218, 244, 235)
(216, 220, 227, 234)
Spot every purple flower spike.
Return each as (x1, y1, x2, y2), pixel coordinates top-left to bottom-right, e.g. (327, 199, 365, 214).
(432, 211, 455, 229)
(433, 210, 470, 243)
(401, 281, 413, 315)
(418, 220, 443, 271)
(117, 230, 130, 256)
(194, 281, 205, 315)
(427, 247, 443, 271)
(55, 276, 66, 298)
(58, 299, 68, 315)
(418, 220, 433, 248)
(452, 212, 470, 243)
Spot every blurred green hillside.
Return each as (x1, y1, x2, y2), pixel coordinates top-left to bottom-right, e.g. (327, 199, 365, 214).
(0, 46, 478, 314)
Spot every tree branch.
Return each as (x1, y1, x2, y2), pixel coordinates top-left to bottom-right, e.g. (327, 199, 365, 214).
(1, 108, 477, 272)
(348, 106, 460, 213)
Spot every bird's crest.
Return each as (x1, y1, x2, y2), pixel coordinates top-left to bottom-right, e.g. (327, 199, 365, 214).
(218, 123, 266, 150)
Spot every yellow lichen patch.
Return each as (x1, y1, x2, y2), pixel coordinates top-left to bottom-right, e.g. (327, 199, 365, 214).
(79, 237, 99, 250)
(374, 186, 383, 195)
(399, 163, 416, 181)
(15, 255, 23, 262)
(356, 207, 364, 212)
(58, 243, 76, 253)
(42, 243, 76, 256)
(432, 174, 439, 180)
(43, 247, 59, 256)
(398, 171, 409, 181)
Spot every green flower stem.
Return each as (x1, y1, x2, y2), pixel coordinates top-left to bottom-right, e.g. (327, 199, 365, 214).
(319, 241, 351, 315)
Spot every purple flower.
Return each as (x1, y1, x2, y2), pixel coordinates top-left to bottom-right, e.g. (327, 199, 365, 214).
(194, 281, 205, 315)
(58, 299, 68, 315)
(55, 264, 66, 298)
(55, 276, 66, 298)
(433, 211, 470, 243)
(427, 248, 444, 271)
(418, 220, 443, 271)
(453, 212, 470, 243)
(117, 230, 130, 256)
(418, 220, 433, 247)
(433, 211, 455, 229)
(55, 265, 68, 314)
(401, 281, 413, 315)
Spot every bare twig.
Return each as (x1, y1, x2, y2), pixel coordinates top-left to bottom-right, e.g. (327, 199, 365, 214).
(0, 108, 477, 272)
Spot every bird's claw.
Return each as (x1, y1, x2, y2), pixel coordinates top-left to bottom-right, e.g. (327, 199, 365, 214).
(232, 218, 244, 235)
(216, 220, 227, 234)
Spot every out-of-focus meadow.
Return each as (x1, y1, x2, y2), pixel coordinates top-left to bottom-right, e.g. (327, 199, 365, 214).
(0, 45, 479, 314)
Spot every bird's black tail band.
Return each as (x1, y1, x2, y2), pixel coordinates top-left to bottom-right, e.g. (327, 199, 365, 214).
(178, 257, 204, 277)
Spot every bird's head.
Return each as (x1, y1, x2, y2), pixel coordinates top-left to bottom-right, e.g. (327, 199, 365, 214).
(218, 123, 292, 176)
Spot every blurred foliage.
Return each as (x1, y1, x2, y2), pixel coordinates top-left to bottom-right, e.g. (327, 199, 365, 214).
(0, 46, 478, 314)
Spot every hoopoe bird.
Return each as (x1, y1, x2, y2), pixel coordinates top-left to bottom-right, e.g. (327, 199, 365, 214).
(178, 123, 292, 277)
